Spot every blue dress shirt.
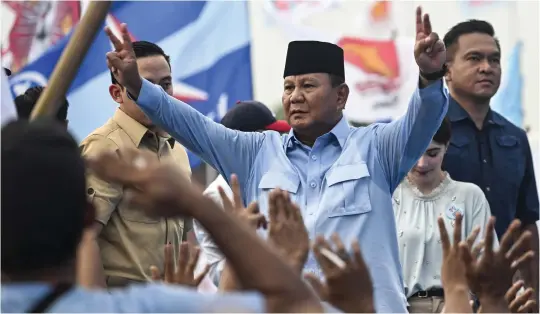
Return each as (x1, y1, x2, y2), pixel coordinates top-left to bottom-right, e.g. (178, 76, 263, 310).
(134, 78, 448, 313)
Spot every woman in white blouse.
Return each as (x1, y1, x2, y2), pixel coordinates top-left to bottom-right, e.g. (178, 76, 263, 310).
(392, 118, 495, 313)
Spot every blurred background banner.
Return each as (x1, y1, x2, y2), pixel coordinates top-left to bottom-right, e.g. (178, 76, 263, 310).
(2, 1, 253, 169)
(1, 0, 538, 182)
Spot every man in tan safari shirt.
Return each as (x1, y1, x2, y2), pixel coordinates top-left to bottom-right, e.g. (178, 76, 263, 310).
(81, 41, 192, 287)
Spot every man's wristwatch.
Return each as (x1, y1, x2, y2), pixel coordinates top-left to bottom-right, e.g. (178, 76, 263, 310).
(420, 64, 447, 81)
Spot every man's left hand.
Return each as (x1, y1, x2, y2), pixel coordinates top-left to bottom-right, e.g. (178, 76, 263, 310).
(413, 6, 446, 74)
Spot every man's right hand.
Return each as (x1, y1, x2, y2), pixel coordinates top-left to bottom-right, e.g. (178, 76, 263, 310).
(104, 23, 142, 99)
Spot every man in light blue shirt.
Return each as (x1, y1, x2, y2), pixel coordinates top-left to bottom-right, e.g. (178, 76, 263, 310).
(105, 8, 448, 312)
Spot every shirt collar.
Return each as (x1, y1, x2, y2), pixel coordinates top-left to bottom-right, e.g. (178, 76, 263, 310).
(447, 96, 506, 127)
(112, 109, 175, 148)
(285, 116, 350, 149)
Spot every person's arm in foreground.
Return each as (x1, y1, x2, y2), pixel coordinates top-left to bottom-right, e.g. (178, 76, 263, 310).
(104, 24, 262, 189)
(374, 7, 449, 192)
(87, 149, 322, 312)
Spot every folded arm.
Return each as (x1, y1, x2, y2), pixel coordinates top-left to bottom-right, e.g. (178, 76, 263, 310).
(373, 78, 448, 192)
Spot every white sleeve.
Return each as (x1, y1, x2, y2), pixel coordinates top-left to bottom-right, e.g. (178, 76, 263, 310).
(194, 177, 233, 285)
(1, 71, 17, 126)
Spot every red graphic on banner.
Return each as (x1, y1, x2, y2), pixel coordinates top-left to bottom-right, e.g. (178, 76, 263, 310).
(2, 1, 81, 74)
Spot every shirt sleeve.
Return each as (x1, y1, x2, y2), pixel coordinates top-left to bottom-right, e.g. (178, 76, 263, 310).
(80, 135, 122, 225)
(132, 284, 265, 313)
(135, 79, 265, 190)
(373, 79, 449, 192)
(516, 136, 540, 225)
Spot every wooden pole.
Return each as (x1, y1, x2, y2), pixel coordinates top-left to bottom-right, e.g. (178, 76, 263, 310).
(30, 1, 112, 120)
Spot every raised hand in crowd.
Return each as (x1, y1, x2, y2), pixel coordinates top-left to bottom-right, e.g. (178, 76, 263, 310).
(150, 242, 209, 287)
(304, 234, 375, 313)
(437, 213, 474, 313)
(218, 174, 267, 231)
(87, 150, 323, 312)
(218, 174, 267, 292)
(460, 218, 535, 313)
(267, 189, 309, 274)
(505, 280, 538, 313)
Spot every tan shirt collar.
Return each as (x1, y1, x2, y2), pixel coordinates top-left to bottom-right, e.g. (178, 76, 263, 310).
(112, 109, 175, 148)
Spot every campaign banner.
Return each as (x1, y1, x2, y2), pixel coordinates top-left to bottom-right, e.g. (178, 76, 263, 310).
(5, 1, 253, 168)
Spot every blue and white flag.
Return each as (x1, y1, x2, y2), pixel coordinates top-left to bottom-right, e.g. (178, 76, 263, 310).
(8, 1, 253, 168)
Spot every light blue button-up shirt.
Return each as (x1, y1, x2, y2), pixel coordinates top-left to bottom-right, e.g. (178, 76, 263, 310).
(135, 78, 448, 313)
(1, 283, 265, 312)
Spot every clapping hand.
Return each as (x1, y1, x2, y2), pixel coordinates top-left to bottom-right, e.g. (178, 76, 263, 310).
(304, 234, 375, 313)
(460, 218, 534, 311)
(150, 242, 209, 287)
(267, 189, 309, 273)
(218, 174, 267, 231)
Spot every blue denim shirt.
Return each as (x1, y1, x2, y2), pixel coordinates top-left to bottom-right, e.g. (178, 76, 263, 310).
(442, 98, 539, 237)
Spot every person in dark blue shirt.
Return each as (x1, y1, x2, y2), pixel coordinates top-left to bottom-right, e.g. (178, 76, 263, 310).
(441, 19, 539, 303)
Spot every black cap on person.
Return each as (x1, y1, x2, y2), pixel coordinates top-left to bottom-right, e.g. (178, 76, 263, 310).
(283, 41, 345, 79)
(220, 101, 291, 133)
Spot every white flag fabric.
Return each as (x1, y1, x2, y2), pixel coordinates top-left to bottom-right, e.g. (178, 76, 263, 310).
(1, 70, 17, 127)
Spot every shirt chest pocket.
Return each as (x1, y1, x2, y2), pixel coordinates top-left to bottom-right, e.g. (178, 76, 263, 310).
(325, 163, 371, 218)
(495, 135, 524, 184)
(118, 194, 161, 224)
(258, 172, 300, 212)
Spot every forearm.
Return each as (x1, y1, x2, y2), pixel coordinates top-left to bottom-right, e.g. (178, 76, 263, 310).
(375, 78, 448, 190)
(444, 285, 473, 313)
(76, 229, 106, 289)
(132, 79, 262, 187)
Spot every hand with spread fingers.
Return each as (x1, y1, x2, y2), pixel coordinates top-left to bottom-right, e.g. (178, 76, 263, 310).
(86, 148, 203, 218)
(460, 218, 535, 310)
(150, 242, 209, 287)
(267, 189, 309, 273)
(505, 281, 537, 313)
(218, 174, 267, 231)
(413, 6, 446, 75)
(304, 234, 375, 313)
(104, 23, 142, 96)
(437, 213, 474, 313)
(217, 174, 267, 292)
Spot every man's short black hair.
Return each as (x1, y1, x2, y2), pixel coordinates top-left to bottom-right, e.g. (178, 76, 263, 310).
(433, 118, 451, 145)
(1, 119, 87, 275)
(443, 19, 501, 61)
(110, 40, 171, 85)
(14, 86, 69, 121)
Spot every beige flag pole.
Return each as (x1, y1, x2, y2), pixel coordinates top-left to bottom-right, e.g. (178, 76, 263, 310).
(30, 1, 112, 120)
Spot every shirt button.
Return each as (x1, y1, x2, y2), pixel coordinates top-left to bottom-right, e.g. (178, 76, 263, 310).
(311, 155, 317, 161)
(483, 159, 487, 163)
(486, 186, 491, 192)
(310, 182, 317, 188)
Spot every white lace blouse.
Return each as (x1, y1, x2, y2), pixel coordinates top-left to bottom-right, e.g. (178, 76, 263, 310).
(392, 173, 496, 298)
